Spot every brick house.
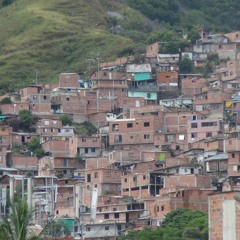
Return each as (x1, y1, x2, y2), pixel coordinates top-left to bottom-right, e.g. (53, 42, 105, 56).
(157, 71, 178, 91)
(0, 102, 29, 115)
(181, 76, 205, 98)
(59, 73, 80, 88)
(91, 70, 128, 98)
(187, 118, 222, 143)
(148, 188, 212, 227)
(208, 191, 240, 240)
(84, 168, 122, 208)
(204, 153, 228, 179)
(146, 42, 162, 63)
(35, 118, 62, 136)
(109, 115, 162, 150)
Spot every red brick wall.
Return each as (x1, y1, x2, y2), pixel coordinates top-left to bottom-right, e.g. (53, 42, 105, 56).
(208, 192, 240, 240)
(157, 71, 178, 83)
(181, 77, 205, 98)
(86, 157, 109, 169)
(11, 156, 38, 168)
(164, 175, 211, 189)
(59, 73, 79, 88)
(0, 103, 29, 114)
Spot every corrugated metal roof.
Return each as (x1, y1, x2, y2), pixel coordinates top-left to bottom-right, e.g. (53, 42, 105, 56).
(126, 64, 151, 73)
(204, 153, 228, 162)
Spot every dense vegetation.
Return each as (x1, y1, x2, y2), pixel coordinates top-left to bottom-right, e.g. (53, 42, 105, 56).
(0, 0, 240, 92)
(128, 0, 240, 31)
(120, 208, 208, 240)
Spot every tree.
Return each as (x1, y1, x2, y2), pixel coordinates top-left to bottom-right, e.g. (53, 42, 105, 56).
(188, 30, 201, 44)
(0, 97, 12, 104)
(27, 137, 45, 159)
(74, 153, 85, 165)
(120, 208, 208, 240)
(201, 53, 219, 78)
(0, 197, 40, 240)
(0, 197, 70, 240)
(1, 0, 15, 7)
(59, 114, 73, 126)
(147, 30, 177, 45)
(179, 55, 193, 73)
(19, 110, 33, 130)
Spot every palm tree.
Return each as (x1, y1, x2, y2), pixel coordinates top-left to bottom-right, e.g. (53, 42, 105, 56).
(0, 197, 71, 240)
(0, 197, 40, 240)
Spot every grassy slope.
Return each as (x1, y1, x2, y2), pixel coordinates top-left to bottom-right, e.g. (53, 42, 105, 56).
(0, 0, 150, 92)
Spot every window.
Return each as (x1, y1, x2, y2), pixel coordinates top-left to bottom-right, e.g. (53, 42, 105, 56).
(133, 176, 136, 182)
(114, 213, 119, 219)
(201, 122, 217, 127)
(206, 132, 212, 138)
(106, 172, 111, 177)
(143, 175, 146, 180)
(104, 72, 107, 76)
(232, 153, 235, 158)
(104, 214, 109, 219)
(94, 172, 98, 178)
(95, 184, 97, 188)
(191, 123, 198, 128)
(114, 135, 122, 143)
(238, 166, 240, 171)
(127, 123, 133, 128)
(144, 134, 150, 139)
(82, 138, 86, 142)
(87, 174, 91, 182)
(144, 122, 150, 127)
(93, 138, 97, 142)
(212, 104, 220, 110)
(112, 124, 119, 131)
(63, 169, 67, 174)
(166, 134, 174, 142)
(91, 148, 96, 153)
(85, 148, 89, 154)
(63, 159, 68, 167)
(66, 97, 70, 101)
(113, 208, 117, 211)
(161, 205, 164, 211)
(179, 135, 185, 140)
(191, 133, 197, 139)
(124, 178, 127, 182)
(44, 95, 47, 100)
(86, 227, 91, 231)
(105, 226, 109, 230)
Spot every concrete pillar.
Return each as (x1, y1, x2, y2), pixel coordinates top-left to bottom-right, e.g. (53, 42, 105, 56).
(27, 178, 32, 210)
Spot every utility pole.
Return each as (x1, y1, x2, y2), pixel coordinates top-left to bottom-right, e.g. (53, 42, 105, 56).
(35, 69, 38, 85)
(80, 183, 84, 239)
(114, 220, 117, 240)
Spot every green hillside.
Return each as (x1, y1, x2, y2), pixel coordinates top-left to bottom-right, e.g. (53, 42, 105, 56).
(0, 0, 151, 93)
(1, 0, 240, 93)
